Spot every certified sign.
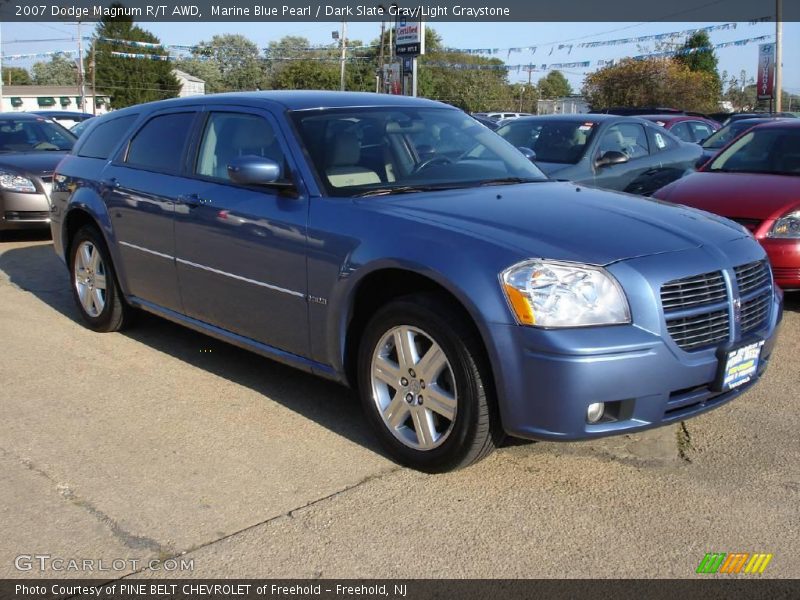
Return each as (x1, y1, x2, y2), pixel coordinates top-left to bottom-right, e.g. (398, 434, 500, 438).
(395, 20, 425, 56)
(757, 43, 775, 101)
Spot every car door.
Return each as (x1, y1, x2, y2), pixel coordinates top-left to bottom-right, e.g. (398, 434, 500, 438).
(102, 108, 201, 313)
(590, 121, 655, 193)
(173, 107, 310, 357)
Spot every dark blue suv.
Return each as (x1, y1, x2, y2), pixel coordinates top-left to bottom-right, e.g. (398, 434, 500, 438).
(50, 92, 783, 471)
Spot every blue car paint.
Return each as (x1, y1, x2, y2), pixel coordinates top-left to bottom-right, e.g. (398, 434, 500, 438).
(49, 91, 783, 442)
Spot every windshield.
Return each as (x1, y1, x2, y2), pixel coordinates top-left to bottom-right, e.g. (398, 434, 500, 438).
(496, 120, 597, 164)
(702, 121, 765, 150)
(0, 118, 76, 152)
(707, 127, 800, 176)
(291, 107, 547, 196)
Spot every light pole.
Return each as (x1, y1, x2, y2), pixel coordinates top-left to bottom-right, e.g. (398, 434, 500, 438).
(775, 0, 783, 111)
(339, 21, 347, 92)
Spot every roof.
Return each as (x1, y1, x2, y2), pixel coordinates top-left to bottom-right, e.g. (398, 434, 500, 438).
(1, 85, 108, 97)
(509, 114, 623, 123)
(0, 112, 52, 120)
(32, 110, 94, 119)
(105, 91, 450, 117)
(749, 119, 800, 130)
(173, 69, 205, 84)
(638, 114, 714, 123)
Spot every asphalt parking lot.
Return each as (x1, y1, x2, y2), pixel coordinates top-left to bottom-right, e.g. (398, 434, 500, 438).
(1, 231, 798, 579)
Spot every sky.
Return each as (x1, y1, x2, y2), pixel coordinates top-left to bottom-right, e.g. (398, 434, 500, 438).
(2, 20, 798, 95)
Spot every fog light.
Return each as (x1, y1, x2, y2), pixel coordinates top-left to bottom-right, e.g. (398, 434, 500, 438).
(587, 402, 605, 423)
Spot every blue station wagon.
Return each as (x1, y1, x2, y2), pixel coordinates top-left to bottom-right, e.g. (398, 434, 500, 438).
(49, 92, 783, 471)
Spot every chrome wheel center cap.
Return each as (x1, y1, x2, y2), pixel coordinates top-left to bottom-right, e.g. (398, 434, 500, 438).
(410, 380, 421, 394)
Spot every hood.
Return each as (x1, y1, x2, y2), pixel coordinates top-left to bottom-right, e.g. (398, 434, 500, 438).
(0, 151, 69, 176)
(371, 181, 747, 265)
(656, 172, 800, 220)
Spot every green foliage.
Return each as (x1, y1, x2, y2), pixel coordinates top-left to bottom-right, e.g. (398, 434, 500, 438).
(32, 56, 76, 86)
(675, 31, 721, 99)
(583, 57, 720, 113)
(192, 34, 268, 91)
(419, 52, 514, 112)
(3, 66, 32, 85)
(91, 8, 180, 108)
(537, 71, 572, 99)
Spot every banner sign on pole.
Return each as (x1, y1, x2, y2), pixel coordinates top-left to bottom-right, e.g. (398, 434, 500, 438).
(757, 42, 775, 100)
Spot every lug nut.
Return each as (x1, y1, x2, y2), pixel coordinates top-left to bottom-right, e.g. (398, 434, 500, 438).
(408, 368, 416, 378)
(400, 377, 409, 386)
(418, 395, 424, 405)
(420, 380, 426, 389)
(405, 393, 414, 403)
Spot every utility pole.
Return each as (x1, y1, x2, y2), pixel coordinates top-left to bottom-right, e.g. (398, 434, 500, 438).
(775, 0, 783, 111)
(77, 21, 86, 112)
(0, 23, 4, 111)
(91, 42, 97, 115)
(339, 21, 347, 92)
(378, 18, 386, 93)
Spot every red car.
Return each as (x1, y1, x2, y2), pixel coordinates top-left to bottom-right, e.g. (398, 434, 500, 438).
(654, 120, 800, 289)
(640, 114, 720, 144)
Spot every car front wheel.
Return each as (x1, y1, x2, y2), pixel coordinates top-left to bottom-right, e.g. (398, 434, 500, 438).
(358, 294, 501, 472)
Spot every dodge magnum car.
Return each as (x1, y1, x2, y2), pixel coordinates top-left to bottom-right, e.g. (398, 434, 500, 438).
(49, 92, 783, 471)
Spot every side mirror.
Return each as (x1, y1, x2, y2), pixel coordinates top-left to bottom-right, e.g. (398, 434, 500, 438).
(517, 146, 536, 162)
(227, 156, 291, 187)
(596, 150, 629, 168)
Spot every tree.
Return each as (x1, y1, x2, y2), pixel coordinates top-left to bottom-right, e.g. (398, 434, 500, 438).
(90, 7, 180, 108)
(537, 70, 572, 99)
(675, 31, 721, 100)
(32, 55, 77, 86)
(3, 66, 32, 85)
(583, 57, 719, 113)
(193, 34, 268, 91)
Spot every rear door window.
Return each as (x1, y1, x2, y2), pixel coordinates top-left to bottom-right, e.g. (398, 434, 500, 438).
(125, 112, 196, 174)
(670, 122, 693, 143)
(689, 121, 714, 143)
(597, 123, 650, 159)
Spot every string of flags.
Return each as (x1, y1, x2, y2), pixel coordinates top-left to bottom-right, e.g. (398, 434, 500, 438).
(1, 25, 776, 71)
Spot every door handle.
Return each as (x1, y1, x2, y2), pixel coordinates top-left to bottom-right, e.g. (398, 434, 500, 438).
(100, 177, 119, 188)
(178, 193, 203, 208)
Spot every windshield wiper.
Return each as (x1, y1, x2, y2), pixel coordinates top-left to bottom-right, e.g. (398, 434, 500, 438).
(477, 177, 546, 186)
(354, 184, 462, 197)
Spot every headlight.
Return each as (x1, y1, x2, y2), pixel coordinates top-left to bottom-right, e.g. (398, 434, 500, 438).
(767, 210, 800, 239)
(500, 259, 631, 327)
(0, 170, 36, 193)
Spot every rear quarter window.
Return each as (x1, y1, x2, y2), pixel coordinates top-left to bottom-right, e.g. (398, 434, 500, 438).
(76, 115, 138, 159)
(124, 112, 196, 173)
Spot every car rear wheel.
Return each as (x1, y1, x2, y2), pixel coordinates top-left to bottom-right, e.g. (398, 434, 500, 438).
(358, 293, 501, 472)
(69, 225, 131, 332)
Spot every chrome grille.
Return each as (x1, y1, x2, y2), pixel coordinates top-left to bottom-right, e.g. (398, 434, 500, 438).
(660, 270, 727, 311)
(735, 260, 770, 295)
(740, 292, 771, 333)
(665, 309, 730, 351)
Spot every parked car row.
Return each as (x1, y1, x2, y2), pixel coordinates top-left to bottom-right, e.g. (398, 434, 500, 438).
(1, 93, 792, 473)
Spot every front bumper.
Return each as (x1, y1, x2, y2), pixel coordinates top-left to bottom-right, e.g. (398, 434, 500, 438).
(761, 238, 800, 290)
(0, 190, 51, 232)
(488, 240, 783, 441)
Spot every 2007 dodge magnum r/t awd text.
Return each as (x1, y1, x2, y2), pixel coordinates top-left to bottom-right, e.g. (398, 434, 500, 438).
(49, 92, 783, 472)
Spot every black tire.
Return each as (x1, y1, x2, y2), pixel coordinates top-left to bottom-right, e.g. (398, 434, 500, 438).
(69, 225, 131, 332)
(357, 293, 502, 472)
